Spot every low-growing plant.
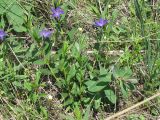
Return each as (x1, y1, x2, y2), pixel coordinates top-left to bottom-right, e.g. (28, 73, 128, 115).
(0, 0, 159, 119)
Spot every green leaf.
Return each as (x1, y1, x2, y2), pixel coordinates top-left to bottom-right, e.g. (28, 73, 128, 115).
(0, 0, 13, 12)
(15, 75, 28, 80)
(85, 80, 96, 87)
(0, 0, 27, 32)
(13, 26, 27, 32)
(75, 42, 80, 52)
(39, 69, 51, 75)
(61, 93, 69, 99)
(83, 105, 90, 120)
(0, 16, 5, 28)
(63, 97, 74, 106)
(99, 74, 111, 82)
(74, 104, 82, 120)
(7, 4, 24, 25)
(120, 80, 128, 98)
(134, 0, 145, 37)
(85, 80, 106, 92)
(24, 81, 32, 91)
(60, 114, 75, 120)
(40, 106, 48, 118)
(34, 71, 41, 86)
(31, 93, 39, 103)
(71, 83, 80, 95)
(99, 67, 111, 82)
(12, 81, 22, 87)
(88, 5, 100, 15)
(67, 65, 76, 82)
(114, 67, 132, 79)
(33, 59, 45, 65)
(67, 28, 77, 40)
(100, 67, 108, 75)
(94, 98, 101, 109)
(104, 89, 117, 104)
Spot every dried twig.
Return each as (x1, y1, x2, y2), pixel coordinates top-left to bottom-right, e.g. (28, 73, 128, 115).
(105, 92, 160, 120)
(51, 50, 145, 56)
(7, 43, 25, 69)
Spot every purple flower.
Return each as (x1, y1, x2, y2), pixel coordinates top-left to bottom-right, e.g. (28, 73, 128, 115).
(95, 18, 108, 27)
(40, 29, 53, 38)
(0, 29, 7, 40)
(51, 7, 64, 19)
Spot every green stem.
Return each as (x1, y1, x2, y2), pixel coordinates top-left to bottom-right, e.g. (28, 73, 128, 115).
(47, 64, 58, 81)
